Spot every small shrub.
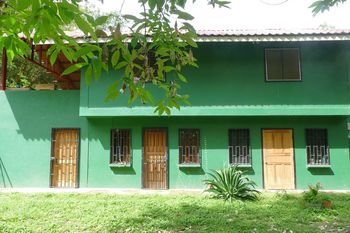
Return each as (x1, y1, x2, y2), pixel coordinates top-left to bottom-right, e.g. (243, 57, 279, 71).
(303, 182, 332, 209)
(203, 165, 260, 202)
(303, 182, 322, 203)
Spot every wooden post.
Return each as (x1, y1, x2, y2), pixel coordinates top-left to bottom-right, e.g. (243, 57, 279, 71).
(1, 48, 7, 91)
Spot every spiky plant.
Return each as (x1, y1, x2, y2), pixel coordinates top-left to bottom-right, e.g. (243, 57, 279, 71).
(203, 165, 260, 202)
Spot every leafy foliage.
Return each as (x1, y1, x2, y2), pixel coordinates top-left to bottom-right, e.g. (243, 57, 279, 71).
(309, 0, 347, 15)
(0, 51, 54, 88)
(303, 182, 332, 209)
(203, 165, 260, 201)
(303, 182, 322, 203)
(102, 0, 230, 114)
(0, 0, 230, 114)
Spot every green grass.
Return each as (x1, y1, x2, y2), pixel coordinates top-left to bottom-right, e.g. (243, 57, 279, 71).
(0, 192, 350, 232)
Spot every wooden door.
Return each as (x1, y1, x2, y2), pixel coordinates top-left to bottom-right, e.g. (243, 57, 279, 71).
(50, 129, 79, 188)
(143, 129, 168, 189)
(263, 129, 295, 190)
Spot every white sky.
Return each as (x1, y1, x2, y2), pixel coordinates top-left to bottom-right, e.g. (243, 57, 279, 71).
(89, 0, 350, 30)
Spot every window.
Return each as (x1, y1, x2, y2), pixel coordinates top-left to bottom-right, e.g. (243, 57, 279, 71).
(265, 48, 301, 81)
(229, 129, 251, 165)
(110, 129, 132, 166)
(306, 129, 330, 166)
(179, 129, 200, 166)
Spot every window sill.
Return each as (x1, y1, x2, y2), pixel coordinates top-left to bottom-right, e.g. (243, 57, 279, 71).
(307, 164, 331, 168)
(265, 79, 302, 82)
(230, 164, 252, 168)
(179, 163, 201, 168)
(109, 163, 132, 168)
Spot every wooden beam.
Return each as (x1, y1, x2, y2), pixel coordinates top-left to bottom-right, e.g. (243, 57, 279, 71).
(1, 48, 7, 91)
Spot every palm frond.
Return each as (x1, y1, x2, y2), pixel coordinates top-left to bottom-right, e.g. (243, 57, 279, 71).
(203, 165, 260, 201)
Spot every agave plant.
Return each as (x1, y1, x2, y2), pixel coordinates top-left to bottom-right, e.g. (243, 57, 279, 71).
(203, 165, 260, 202)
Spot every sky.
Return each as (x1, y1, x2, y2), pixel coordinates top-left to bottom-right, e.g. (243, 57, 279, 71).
(88, 0, 350, 30)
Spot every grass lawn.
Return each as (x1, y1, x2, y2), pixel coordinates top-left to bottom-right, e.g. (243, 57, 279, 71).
(0, 192, 350, 233)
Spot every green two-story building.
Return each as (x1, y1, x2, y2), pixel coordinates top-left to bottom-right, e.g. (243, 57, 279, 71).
(1, 29, 350, 190)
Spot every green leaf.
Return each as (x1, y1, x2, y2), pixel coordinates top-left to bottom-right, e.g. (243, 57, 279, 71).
(131, 36, 139, 48)
(177, 73, 187, 83)
(73, 45, 99, 61)
(16, 0, 31, 10)
(74, 15, 93, 36)
(156, 0, 165, 9)
(111, 51, 120, 67)
(148, 0, 157, 10)
(180, 33, 198, 48)
(182, 22, 196, 33)
(176, 0, 186, 8)
(95, 29, 108, 38)
(92, 58, 102, 80)
(49, 48, 60, 65)
(62, 63, 86, 76)
(164, 66, 175, 72)
(95, 16, 109, 26)
(123, 14, 141, 22)
(115, 61, 128, 70)
(84, 65, 93, 85)
(164, 107, 171, 116)
(174, 9, 194, 20)
(105, 80, 121, 101)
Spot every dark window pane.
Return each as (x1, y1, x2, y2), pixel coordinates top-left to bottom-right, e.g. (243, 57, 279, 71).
(179, 129, 200, 165)
(306, 129, 329, 165)
(266, 49, 283, 80)
(110, 129, 131, 165)
(265, 48, 300, 81)
(283, 49, 300, 80)
(229, 129, 251, 165)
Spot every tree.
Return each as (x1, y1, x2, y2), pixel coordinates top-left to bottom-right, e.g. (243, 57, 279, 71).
(0, 51, 54, 88)
(309, 0, 347, 15)
(0, 0, 229, 115)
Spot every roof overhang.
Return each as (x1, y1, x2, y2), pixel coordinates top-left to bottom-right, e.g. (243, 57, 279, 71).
(16, 29, 350, 45)
(195, 34, 350, 42)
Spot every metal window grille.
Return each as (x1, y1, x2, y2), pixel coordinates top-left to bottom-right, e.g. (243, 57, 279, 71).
(229, 129, 251, 165)
(110, 129, 131, 165)
(179, 129, 200, 165)
(265, 48, 301, 81)
(306, 129, 330, 165)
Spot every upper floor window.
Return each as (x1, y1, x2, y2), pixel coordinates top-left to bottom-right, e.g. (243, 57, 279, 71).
(265, 48, 301, 81)
(306, 129, 330, 166)
(110, 129, 132, 166)
(179, 129, 200, 166)
(229, 129, 251, 166)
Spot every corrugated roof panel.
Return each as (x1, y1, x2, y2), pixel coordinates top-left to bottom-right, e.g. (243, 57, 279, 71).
(21, 28, 350, 43)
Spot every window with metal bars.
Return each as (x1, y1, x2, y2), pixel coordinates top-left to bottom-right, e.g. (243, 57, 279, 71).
(179, 129, 200, 166)
(110, 129, 132, 166)
(306, 129, 330, 166)
(229, 129, 251, 165)
(265, 48, 301, 81)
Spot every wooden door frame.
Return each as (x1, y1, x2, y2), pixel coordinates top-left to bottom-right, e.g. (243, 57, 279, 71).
(141, 127, 169, 189)
(261, 128, 296, 190)
(50, 128, 81, 188)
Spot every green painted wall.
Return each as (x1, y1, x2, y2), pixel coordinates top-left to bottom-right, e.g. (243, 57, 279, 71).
(0, 91, 86, 188)
(0, 92, 349, 189)
(80, 41, 350, 116)
(1, 41, 350, 190)
(86, 116, 350, 190)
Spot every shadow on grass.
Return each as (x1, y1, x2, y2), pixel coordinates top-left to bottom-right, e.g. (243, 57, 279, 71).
(1, 193, 350, 233)
(105, 194, 346, 233)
